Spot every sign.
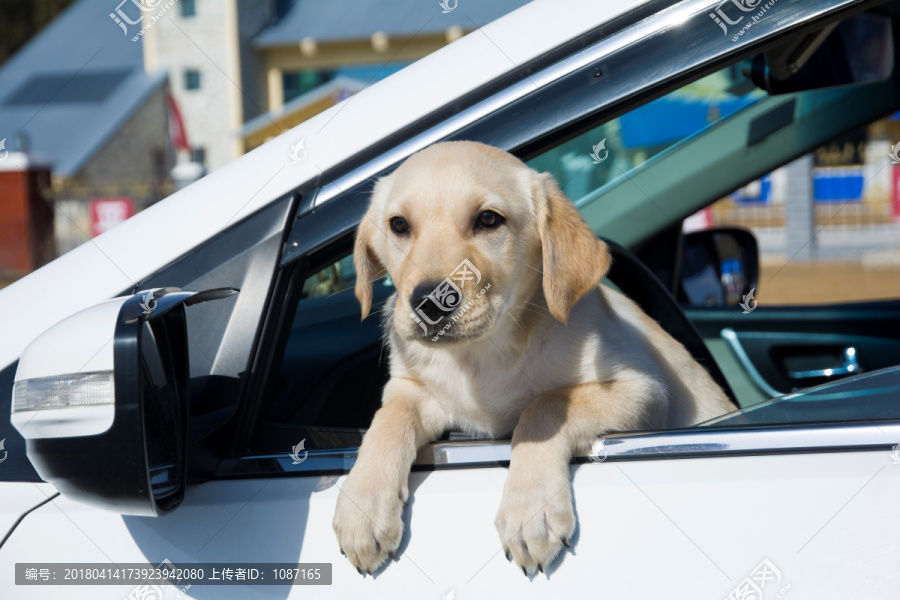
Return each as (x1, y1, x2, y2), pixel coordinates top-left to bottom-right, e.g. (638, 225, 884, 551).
(90, 198, 134, 237)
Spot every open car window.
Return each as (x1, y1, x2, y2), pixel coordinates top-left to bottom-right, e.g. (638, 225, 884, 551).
(251, 253, 391, 452)
(251, 64, 765, 454)
(245, 19, 900, 461)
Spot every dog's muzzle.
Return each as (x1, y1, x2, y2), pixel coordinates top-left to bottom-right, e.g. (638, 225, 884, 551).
(409, 280, 463, 334)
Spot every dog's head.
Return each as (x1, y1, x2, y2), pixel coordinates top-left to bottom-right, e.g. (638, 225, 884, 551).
(354, 141, 611, 343)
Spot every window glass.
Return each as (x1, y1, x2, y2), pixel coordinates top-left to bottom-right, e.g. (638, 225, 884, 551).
(181, 0, 196, 17)
(527, 67, 764, 203)
(300, 255, 355, 298)
(701, 366, 900, 427)
(692, 115, 900, 305)
(283, 70, 336, 104)
(281, 63, 410, 104)
(184, 69, 201, 91)
(252, 256, 392, 451)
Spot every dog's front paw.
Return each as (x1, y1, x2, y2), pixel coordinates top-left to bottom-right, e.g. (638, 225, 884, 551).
(333, 471, 407, 575)
(494, 471, 575, 576)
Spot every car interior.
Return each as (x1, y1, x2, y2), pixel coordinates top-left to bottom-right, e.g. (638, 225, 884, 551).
(248, 6, 900, 455)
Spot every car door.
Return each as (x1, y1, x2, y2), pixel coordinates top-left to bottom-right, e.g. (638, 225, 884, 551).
(240, 2, 900, 595)
(4, 0, 899, 598)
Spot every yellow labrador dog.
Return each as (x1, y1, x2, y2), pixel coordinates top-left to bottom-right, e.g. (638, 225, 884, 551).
(333, 141, 735, 576)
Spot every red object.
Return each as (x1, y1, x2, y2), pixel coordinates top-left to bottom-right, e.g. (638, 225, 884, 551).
(0, 165, 55, 274)
(893, 164, 900, 221)
(166, 92, 191, 153)
(90, 198, 134, 237)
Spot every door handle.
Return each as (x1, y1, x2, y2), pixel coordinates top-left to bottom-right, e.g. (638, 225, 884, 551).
(789, 347, 862, 380)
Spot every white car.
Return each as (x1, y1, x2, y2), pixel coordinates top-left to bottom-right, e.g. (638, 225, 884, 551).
(2, 0, 900, 597)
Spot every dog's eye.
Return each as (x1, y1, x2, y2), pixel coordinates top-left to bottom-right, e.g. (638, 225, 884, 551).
(389, 216, 409, 235)
(475, 210, 504, 229)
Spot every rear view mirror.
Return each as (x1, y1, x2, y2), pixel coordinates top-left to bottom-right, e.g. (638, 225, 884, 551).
(679, 227, 758, 308)
(751, 12, 894, 94)
(11, 287, 236, 516)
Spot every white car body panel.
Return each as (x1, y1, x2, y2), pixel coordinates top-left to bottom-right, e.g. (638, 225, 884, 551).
(1, 452, 897, 598)
(14, 298, 125, 381)
(0, 483, 57, 546)
(0, 0, 648, 372)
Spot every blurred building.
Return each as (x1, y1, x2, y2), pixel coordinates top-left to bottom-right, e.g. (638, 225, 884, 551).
(0, 0, 177, 259)
(141, 0, 272, 172)
(142, 0, 532, 169)
(0, 154, 55, 280)
(706, 119, 900, 262)
(0, 0, 531, 276)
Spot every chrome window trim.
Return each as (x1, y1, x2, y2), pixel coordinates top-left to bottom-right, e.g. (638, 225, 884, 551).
(219, 421, 900, 477)
(311, 0, 869, 210)
(584, 421, 900, 460)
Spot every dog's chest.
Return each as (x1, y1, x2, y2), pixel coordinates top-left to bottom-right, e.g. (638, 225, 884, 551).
(419, 350, 555, 436)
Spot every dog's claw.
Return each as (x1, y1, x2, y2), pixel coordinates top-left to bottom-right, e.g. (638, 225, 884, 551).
(522, 566, 528, 576)
(367, 570, 372, 576)
(357, 568, 364, 576)
(538, 563, 544, 573)
(505, 549, 511, 561)
(561, 536, 570, 548)
(340, 547, 345, 556)
(389, 551, 397, 560)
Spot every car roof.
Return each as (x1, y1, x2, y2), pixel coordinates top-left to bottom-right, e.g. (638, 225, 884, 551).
(0, 0, 650, 369)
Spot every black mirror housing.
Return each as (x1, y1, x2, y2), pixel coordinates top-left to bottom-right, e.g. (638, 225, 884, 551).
(12, 288, 236, 516)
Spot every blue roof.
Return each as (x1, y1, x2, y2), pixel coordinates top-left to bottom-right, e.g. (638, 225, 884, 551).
(0, 0, 167, 177)
(255, 0, 533, 48)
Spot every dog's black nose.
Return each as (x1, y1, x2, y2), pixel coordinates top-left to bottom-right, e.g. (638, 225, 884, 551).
(410, 280, 457, 324)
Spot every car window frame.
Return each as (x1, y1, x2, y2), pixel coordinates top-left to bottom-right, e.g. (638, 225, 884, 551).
(216, 419, 900, 478)
(224, 0, 889, 479)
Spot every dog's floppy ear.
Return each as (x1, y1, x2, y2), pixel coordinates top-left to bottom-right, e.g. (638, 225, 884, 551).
(353, 217, 383, 320)
(533, 172, 611, 323)
(354, 178, 391, 320)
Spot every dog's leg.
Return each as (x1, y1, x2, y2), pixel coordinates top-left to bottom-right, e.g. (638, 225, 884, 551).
(333, 377, 445, 574)
(495, 376, 661, 575)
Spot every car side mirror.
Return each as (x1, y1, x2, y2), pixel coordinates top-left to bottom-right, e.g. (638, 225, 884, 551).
(679, 227, 758, 308)
(10, 287, 236, 516)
